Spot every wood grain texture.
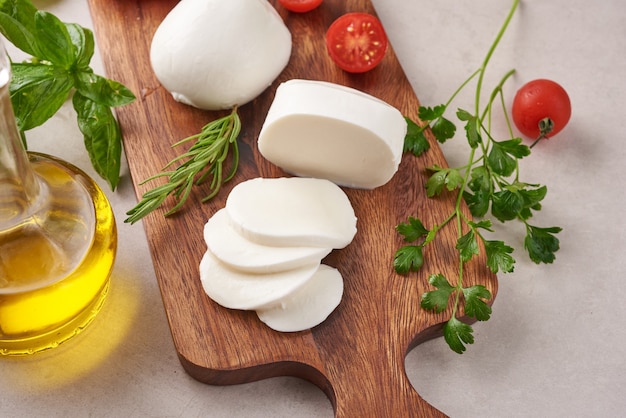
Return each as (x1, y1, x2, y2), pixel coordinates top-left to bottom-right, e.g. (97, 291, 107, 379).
(87, 0, 498, 416)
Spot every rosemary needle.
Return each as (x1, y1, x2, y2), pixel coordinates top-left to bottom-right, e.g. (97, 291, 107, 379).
(125, 107, 241, 224)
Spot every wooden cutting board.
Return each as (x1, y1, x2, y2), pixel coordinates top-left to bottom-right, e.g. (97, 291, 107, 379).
(88, 0, 498, 416)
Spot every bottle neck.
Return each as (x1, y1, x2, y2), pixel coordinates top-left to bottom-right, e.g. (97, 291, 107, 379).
(0, 52, 41, 228)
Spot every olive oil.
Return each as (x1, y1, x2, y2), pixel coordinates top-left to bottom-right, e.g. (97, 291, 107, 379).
(0, 42, 117, 355)
(0, 153, 116, 355)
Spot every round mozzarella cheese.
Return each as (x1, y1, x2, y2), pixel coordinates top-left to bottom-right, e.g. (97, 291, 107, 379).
(150, 0, 292, 110)
(258, 79, 407, 189)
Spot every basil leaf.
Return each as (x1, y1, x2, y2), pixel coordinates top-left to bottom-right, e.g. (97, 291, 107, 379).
(66, 23, 94, 69)
(9, 62, 72, 131)
(74, 71, 136, 107)
(72, 92, 122, 190)
(0, 0, 39, 56)
(34, 11, 75, 67)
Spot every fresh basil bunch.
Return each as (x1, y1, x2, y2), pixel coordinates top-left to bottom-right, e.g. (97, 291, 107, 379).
(0, 0, 135, 190)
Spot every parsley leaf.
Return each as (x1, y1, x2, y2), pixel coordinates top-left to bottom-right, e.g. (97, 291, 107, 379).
(484, 240, 515, 273)
(487, 138, 528, 176)
(426, 166, 464, 197)
(462, 285, 492, 321)
(418, 104, 446, 121)
(524, 224, 562, 264)
(519, 185, 547, 211)
(444, 317, 474, 354)
(431, 116, 457, 144)
(456, 229, 479, 263)
(468, 166, 492, 193)
(418, 105, 456, 143)
(457, 108, 482, 148)
(464, 167, 492, 217)
(491, 189, 525, 222)
(393, 217, 438, 274)
(464, 190, 491, 218)
(393, 245, 424, 274)
(403, 116, 430, 156)
(396, 216, 429, 242)
(420, 274, 455, 313)
(468, 219, 494, 231)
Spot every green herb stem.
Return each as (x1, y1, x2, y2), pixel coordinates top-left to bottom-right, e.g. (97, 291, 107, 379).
(125, 108, 241, 224)
(475, 0, 520, 116)
(446, 68, 482, 109)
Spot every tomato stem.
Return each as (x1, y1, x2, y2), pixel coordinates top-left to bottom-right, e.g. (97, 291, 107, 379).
(529, 117, 554, 148)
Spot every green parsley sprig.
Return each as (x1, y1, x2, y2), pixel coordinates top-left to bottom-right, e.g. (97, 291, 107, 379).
(396, 0, 562, 353)
(0, 0, 136, 190)
(125, 107, 241, 224)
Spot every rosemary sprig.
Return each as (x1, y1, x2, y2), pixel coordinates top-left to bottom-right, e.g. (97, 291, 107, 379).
(125, 107, 241, 224)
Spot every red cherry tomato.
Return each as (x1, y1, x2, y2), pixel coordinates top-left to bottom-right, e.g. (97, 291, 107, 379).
(512, 79, 571, 141)
(325, 12, 389, 73)
(277, 0, 323, 13)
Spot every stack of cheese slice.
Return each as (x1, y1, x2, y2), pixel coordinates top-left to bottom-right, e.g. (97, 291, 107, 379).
(200, 177, 357, 332)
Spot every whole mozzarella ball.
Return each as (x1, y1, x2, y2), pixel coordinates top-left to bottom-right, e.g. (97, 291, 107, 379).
(150, 0, 292, 110)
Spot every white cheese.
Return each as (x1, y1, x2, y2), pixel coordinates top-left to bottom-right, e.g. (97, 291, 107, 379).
(257, 79, 407, 189)
(150, 0, 292, 110)
(204, 208, 332, 274)
(199, 249, 319, 311)
(256, 264, 343, 332)
(225, 177, 357, 248)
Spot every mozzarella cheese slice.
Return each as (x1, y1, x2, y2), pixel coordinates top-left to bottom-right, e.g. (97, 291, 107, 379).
(256, 264, 344, 332)
(150, 0, 292, 110)
(225, 177, 357, 248)
(199, 249, 319, 311)
(257, 79, 407, 189)
(204, 208, 332, 274)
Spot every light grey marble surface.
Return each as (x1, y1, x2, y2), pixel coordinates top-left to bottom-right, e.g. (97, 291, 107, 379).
(1, 0, 624, 417)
